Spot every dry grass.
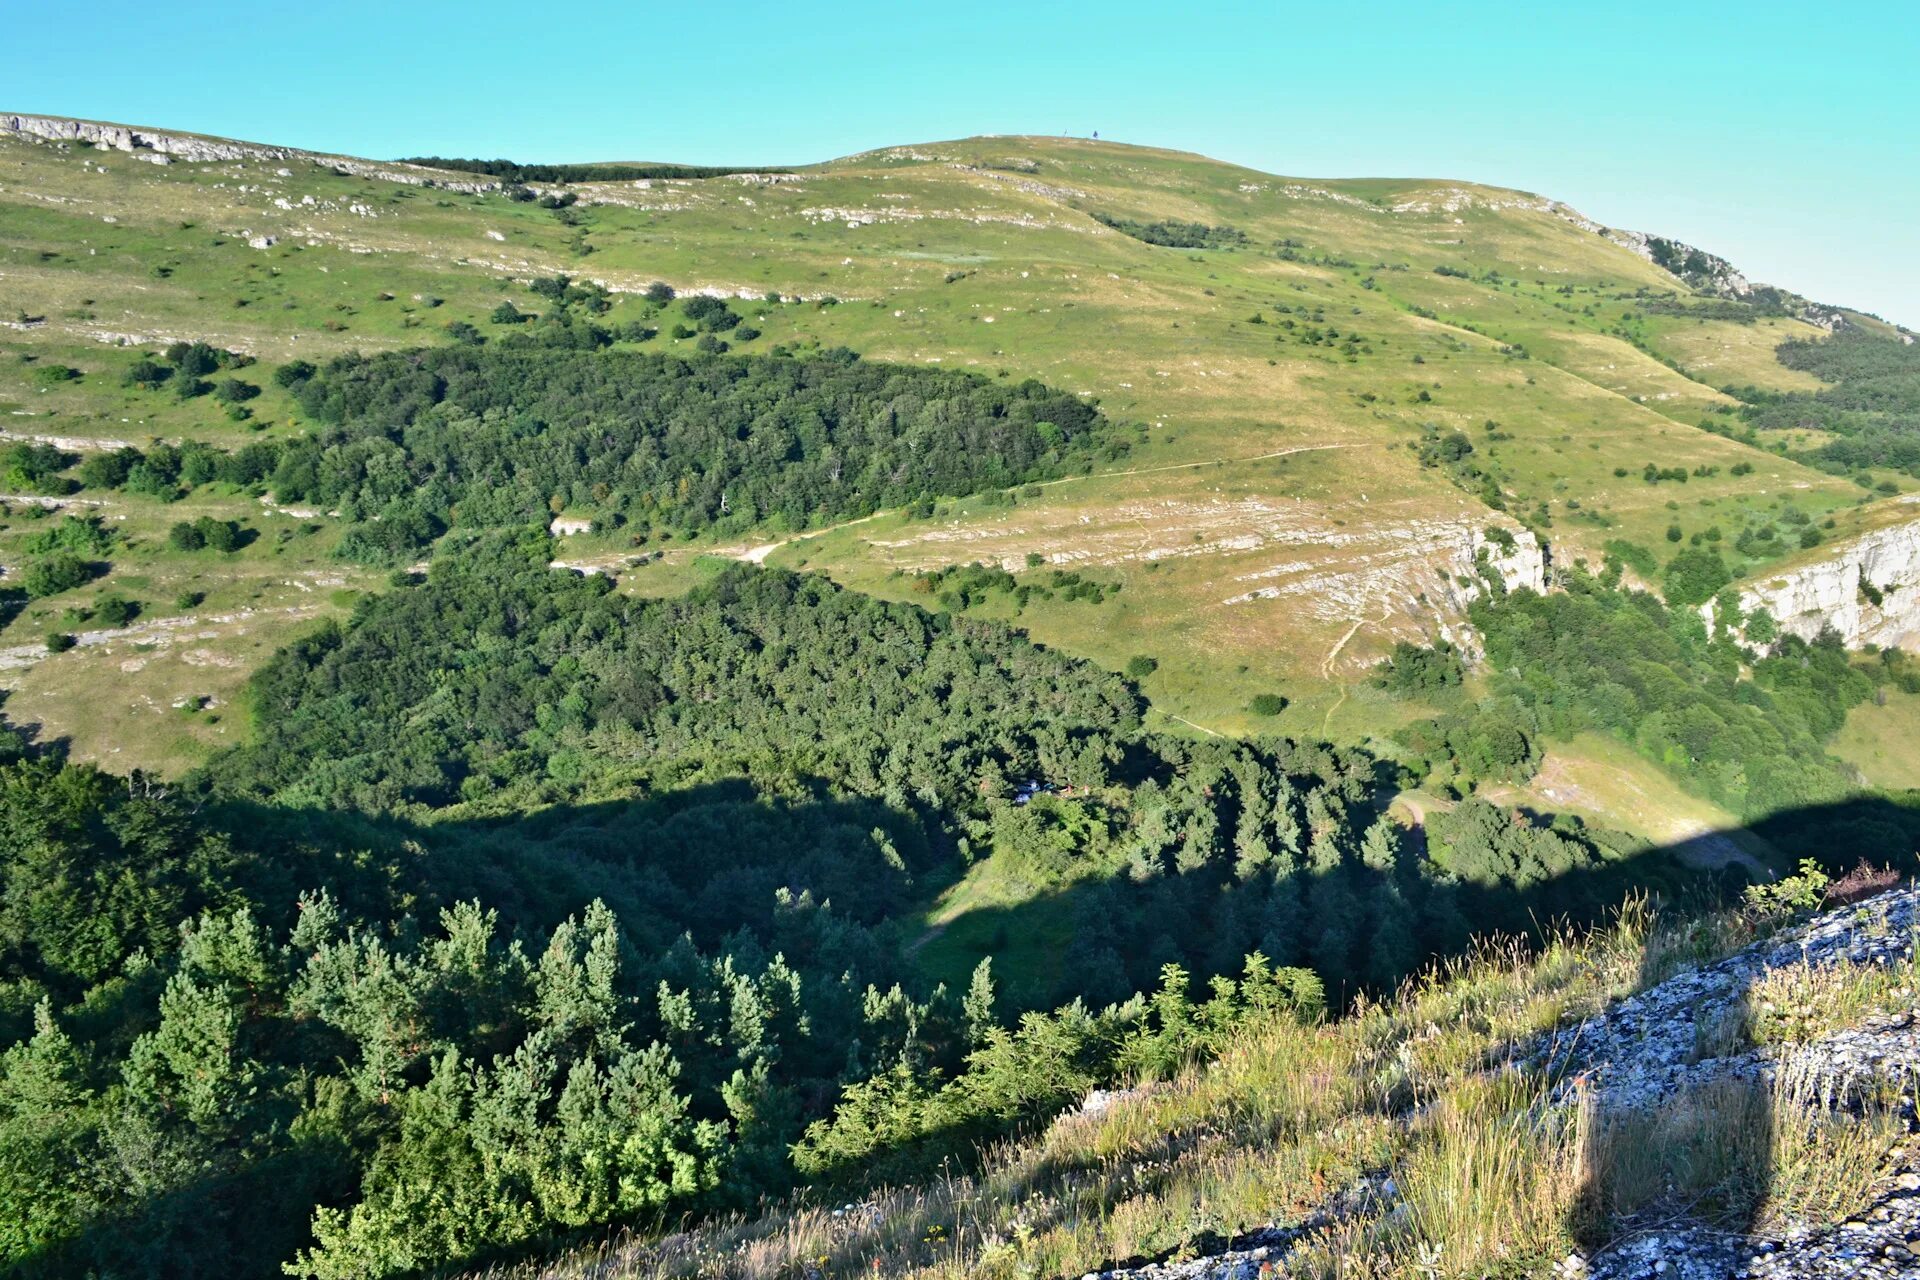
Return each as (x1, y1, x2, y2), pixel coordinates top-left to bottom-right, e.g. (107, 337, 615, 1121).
(1576, 1054, 1901, 1242)
(465, 895, 1905, 1280)
(1749, 946, 1919, 1047)
(1391, 1072, 1585, 1274)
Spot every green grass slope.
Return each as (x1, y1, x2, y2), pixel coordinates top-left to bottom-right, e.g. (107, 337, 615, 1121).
(0, 116, 1908, 819)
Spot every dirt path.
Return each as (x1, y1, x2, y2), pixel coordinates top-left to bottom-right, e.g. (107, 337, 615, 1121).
(903, 921, 948, 959)
(735, 510, 886, 565)
(1163, 712, 1222, 738)
(1319, 603, 1393, 736)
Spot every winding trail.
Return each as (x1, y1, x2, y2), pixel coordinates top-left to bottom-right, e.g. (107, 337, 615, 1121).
(903, 921, 949, 959)
(1163, 712, 1222, 739)
(1318, 603, 1393, 736)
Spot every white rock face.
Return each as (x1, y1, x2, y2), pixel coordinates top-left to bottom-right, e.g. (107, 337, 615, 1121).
(1731, 512, 1920, 649)
(1, 114, 499, 193)
(1478, 525, 1549, 595)
(1430, 524, 1547, 659)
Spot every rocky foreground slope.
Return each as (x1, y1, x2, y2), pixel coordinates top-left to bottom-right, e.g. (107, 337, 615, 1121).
(493, 881, 1920, 1280)
(1079, 884, 1920, 1280)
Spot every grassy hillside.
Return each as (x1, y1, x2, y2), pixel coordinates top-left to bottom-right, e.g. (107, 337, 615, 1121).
(4, 117, 1907, 803)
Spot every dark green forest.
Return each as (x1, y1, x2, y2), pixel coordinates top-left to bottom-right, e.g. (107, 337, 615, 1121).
(1729, 328, 1920, 476)
(0, 534, 1705, 1278)
(55, 339, 1127, 563)
(1090, 210, 1248, 249)
(398, 157, 794, 184)
(269, 344, 1119, 560)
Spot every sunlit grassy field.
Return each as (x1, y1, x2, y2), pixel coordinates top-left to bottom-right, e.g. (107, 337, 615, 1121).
(1834, 688, 1920, 791)
(0, 120, 1900, 785)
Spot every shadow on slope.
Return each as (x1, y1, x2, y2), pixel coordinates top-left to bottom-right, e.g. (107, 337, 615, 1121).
(10, 736, 1918, 1280)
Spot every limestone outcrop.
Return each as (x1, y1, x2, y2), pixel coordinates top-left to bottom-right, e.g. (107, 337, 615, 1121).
(1730, 511, 1920, 650)
(1, 113, 499, 193)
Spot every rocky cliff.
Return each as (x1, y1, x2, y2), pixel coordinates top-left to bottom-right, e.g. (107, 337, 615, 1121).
(1, 113, 499, 193)
(1730, 510, 1920, 650)
(1429, 522, 1549, 658)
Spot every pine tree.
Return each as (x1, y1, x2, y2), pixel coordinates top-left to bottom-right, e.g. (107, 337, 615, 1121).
(963, 957, 997, 1046)
(1360, 818, 1402, 876)
(1365, 881, 1420, 991)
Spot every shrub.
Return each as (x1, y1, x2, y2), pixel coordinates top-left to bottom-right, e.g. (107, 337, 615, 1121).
(168, 517, 242, 552)
(1743, 858, 1830, 921)
(1249, 693, 1287, 716)
(1662, 548, 1731, 608)
(123, 358, 171, 387)
(1, 441, 74, 493)
(78, 448, 141, 490)
(22, 553, 92, 597)
(44, 631, 75, 653)
(1124, 655, 1159, 680)
(94, 595, 138, 626)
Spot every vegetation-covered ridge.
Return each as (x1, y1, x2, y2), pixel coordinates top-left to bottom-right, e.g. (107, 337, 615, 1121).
(4, 114, 1913, 765)
(1729, 327, 1920, 479)
(1374, 560, 1920, 870)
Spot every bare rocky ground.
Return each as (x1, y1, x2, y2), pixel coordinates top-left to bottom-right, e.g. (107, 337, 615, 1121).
(1069, 886, 1920, 1280)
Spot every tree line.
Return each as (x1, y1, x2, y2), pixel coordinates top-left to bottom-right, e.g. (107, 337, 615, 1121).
(1728, 328, 1920, 478)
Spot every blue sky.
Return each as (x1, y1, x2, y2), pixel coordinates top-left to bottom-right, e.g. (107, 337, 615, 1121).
(9, 0, 1916, 325)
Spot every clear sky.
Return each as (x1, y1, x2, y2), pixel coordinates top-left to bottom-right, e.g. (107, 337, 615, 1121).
(8, 0, 1916, 325)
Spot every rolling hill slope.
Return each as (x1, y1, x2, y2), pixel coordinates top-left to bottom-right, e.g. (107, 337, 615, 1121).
(0, 111, 1910, 802)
